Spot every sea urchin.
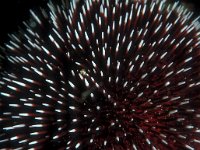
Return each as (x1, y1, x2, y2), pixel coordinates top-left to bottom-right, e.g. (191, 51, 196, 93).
(0, 0, 200, 149)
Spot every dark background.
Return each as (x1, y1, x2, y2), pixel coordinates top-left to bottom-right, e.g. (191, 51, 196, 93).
(0, 0, 199, 45)
(0, 0, 49, 45)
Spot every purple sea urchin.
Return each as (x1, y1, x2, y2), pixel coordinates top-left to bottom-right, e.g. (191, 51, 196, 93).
(0, 0, 200, 149)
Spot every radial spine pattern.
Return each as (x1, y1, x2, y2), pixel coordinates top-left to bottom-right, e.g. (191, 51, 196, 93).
(0, 0, 200, 149)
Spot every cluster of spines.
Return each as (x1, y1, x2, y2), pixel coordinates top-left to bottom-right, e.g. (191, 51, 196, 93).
(0, 0, 200, 149)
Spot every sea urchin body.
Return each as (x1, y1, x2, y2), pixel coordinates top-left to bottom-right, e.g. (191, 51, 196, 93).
(0, 0, 200, 149)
